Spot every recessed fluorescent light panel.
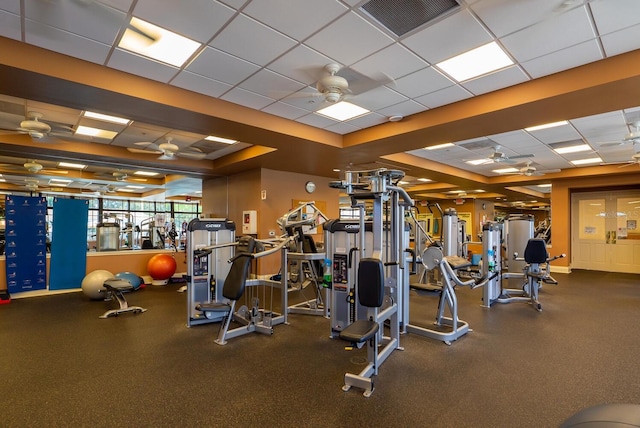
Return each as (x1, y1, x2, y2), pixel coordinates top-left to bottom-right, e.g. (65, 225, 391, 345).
(134, 171, 159, 176)
(58, 162, 87, 169)
(205, 135, 237, 144)
(75, 126, 118, 140)
(525, 120, 569, 132)
(436, 41, 513, 82)
(426, 143, 454, 150)
(553, 144, 591, 154)
(466, 158, 490, 166)
(118, 17, 202, 67)
(316, 101, 370, 121)
(493, 167, 519, 173)
(417, 178, 432, 182)
(571, 157, 602, 165)
(83, 111, 131, 125)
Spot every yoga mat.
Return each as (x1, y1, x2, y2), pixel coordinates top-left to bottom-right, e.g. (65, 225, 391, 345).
(49, 198, 89, 290)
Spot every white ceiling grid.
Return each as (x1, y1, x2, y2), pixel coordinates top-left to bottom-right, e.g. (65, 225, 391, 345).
(0, 0, 638, 187)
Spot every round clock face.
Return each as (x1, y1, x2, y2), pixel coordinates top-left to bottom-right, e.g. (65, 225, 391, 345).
(305, 181, 316, 193)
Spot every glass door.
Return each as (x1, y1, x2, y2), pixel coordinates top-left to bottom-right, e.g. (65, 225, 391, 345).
(572, 191, 640, 273)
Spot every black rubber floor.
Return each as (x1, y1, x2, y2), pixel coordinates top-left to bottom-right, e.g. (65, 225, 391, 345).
(1, 269, 639, 427)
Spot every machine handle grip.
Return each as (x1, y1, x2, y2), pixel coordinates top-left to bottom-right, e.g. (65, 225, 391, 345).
(405, 248, 417, 275)
(348, 247, 359, 268)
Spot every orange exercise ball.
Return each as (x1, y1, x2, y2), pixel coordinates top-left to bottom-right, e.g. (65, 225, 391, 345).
(147, 254, 177, 285)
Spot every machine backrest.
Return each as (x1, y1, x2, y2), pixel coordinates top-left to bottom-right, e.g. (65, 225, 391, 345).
(302, 234, 323, 274)
(357, 258, 385, 308)
(221, 236, 256, 301)
(523, 238, 548, 264)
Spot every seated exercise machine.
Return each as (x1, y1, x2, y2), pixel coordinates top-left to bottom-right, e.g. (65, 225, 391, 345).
(329, 168, 406, 397)
(513, 238, 565, 311)
(338, 258, 386, 398)
(99, 279, 147, 318)
(193, 235, 290, 345)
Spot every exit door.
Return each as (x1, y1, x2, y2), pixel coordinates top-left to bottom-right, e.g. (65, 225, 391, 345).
(572, 190, 640, 273)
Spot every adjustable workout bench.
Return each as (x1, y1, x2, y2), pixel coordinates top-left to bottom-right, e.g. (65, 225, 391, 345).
(99, 279, 147, 319)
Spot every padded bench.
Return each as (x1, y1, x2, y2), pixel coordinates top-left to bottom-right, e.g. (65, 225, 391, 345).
(99, 279, 147, 319)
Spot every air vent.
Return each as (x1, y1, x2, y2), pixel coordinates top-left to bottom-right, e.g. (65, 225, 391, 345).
(360, 0, 460, 37)
(458, 138, 496, 151)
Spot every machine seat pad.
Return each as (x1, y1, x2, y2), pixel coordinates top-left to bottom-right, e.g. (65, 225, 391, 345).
(196, 302, 231, 313)
(339, 319, 379, 344)
(103, 279, 135, 292)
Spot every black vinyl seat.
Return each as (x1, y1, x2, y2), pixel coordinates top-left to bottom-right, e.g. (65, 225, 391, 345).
(339, 258, 384, 344)
(195, 236, 256, 345)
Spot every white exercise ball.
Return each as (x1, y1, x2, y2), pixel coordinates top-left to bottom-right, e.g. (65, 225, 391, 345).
(81, 270, 115, 300)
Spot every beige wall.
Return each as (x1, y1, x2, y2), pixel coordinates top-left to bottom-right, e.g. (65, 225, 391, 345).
(203, 168, 340, 274)
(0, 249, 186, 295)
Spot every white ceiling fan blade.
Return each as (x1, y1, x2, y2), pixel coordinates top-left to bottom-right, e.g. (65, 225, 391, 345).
(127, 147, 163, 155)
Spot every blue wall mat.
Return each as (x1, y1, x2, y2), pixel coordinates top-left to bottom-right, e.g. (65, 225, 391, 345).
(49, 198, 89, 290)
(4, 195, 48, 293)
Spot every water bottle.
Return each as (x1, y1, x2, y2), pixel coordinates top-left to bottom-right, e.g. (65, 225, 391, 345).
(323, 258, 332, 288)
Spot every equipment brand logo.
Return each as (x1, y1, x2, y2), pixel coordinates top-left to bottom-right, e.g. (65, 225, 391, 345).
(205, 223, 223, 229)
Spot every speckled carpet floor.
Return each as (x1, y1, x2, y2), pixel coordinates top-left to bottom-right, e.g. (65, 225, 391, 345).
(1, 269, 639, 427)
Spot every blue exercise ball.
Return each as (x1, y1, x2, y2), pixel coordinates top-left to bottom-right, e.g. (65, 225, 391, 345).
(115, 271, 144, 290)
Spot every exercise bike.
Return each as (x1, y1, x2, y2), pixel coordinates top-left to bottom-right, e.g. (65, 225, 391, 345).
(513, 238, 566, 311)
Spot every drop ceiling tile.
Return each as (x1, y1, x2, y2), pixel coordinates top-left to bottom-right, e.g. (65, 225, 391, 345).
(220, 87, 275, 110)
(414, 85, 472, 109)
(402, 9, 493, 64)
(470, 0, 564, 38)
(600, 24, 640, 57)
(24, 20, 111, 65)
(266, 45, 333, 85)
(108, 49, 180, 82)
(295, 112, 336, 128)
(500, 6, 596, 63)
(171, 71, 233, 98)
(350, 43, 429, 81)
(520, 40, 603, 79)
(571, 111, 627, 136)
(304, 11, 394, 66)
(217, 0, 245, 9)
(239, 68, 306, 99)
(210, 14, 297, 66)
(186, 46, 260, 85)
(0, 10, 21, 40)
(0, 1, 19, 14)
(377, 100, 428, 118)
(461, 65, 528, 95)
(133, 0, 235, 43)
(243, 0, 347, 40)
(591, 0, 640, 35)
(350, 86, 408, 111)
(261, 102, 309, 120)
(344, 111, 387, 130)
(24, 0, 127, 45)
(392, 67, 454, 99)
(325, 121, 359, 134)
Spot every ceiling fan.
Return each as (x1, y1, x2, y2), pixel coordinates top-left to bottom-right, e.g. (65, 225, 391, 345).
(128, 137, 207, 160)
(508, 161, 561, 176)
(0, 112, 74, 142)
(598, 122, 640, 147)
(286, 63, 393, 104)
(488, 146, 534, 164)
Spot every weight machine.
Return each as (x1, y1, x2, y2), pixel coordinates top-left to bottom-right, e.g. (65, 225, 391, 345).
(277, 201, 329, 317)
(184, 218, 237, 327)
(328, 168, 410, 397)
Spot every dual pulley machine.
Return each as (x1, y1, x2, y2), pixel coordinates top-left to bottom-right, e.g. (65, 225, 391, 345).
(327, 168, 413, 397)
